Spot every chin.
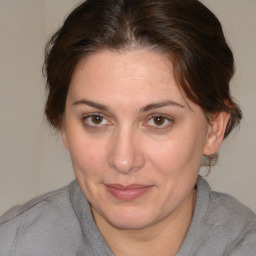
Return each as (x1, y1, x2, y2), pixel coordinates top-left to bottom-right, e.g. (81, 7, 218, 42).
(109, 218, 152, 231)
(103, 206, 158, 230)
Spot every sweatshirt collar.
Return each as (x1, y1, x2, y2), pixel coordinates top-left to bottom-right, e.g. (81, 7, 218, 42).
(69, 180, 114, 256)
(69, 176, 211, 256)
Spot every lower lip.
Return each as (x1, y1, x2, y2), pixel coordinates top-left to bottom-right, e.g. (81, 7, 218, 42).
(105, 185, 154, 201)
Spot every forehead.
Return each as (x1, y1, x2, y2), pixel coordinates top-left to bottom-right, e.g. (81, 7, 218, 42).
(69, 49, 186, 103)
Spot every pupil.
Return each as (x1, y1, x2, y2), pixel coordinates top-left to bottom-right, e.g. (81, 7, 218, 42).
(92, 115, 102, 124)
(154, 116, 164, 125)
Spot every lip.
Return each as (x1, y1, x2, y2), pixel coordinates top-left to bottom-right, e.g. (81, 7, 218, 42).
(105, 184, 154, 201)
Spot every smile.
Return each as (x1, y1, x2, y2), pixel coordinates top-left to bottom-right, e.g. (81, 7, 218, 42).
(105, 184, 154, 201)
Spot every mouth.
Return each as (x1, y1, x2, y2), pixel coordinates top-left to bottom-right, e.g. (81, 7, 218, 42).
(104, 184, 154, 201)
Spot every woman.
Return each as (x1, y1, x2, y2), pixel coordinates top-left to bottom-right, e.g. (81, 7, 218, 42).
(1, 0, 255, 255)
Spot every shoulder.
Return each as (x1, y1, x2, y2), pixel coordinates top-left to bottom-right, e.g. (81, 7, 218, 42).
(208, 187, 256, 229)
(0, 181, 83, 256)
(209, 187, 256, 219)
(197, 177, 256, 255)
(208, 190, 256, 254)
(1, 184, 70, 223)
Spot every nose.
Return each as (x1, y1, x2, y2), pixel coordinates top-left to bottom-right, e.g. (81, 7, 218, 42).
(108, 127, 145, 174)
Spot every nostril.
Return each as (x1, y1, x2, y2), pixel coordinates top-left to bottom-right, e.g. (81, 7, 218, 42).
(108, 153, 133, 174)
(108, 150, 145, 174)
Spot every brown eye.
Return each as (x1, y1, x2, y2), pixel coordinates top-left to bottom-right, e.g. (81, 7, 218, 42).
(146, 115, 172, 128)
(153, 116, 166, 126)
(91, 115, 104, 124)
(83, 114, 109, 127)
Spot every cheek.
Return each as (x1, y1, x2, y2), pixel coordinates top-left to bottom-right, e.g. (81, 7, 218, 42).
(147, 141, 187, 173)
(67, 133, 109, 176)
(145, 129, 206, 176)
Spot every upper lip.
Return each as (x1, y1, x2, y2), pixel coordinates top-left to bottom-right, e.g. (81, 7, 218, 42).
(105, 184, 154, 190)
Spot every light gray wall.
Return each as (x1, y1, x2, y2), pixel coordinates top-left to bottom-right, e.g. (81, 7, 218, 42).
(0, 0, 255, 215)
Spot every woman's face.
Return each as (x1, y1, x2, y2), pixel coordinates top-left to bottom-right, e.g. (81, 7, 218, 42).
(62, 49, 219, 230)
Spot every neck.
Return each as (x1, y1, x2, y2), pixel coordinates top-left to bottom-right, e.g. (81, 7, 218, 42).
(93, 189, 196, 256)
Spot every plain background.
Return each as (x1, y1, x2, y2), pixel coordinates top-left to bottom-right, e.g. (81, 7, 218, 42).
(0, 0, 255, 215)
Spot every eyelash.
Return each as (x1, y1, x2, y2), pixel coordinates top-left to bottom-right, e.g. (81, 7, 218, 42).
(145, 114, 173, 129)
(81, 113, 173, 129)
(82, 113, 112, 128)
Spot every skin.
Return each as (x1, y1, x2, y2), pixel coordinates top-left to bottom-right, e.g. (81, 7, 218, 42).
(61, 49, 229, 255)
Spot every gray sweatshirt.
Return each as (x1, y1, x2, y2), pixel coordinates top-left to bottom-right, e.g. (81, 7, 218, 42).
(1, 176, 256, 256)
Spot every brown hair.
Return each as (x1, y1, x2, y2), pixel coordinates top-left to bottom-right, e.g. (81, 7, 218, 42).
(43, 0, 242, 165)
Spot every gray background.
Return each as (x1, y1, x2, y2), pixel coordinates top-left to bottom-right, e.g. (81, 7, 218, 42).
(0, 0, 255, 215)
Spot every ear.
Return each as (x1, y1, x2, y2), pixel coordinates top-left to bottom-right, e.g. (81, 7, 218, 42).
(203, 112, 230, 156)
(61, 126, 69, 150)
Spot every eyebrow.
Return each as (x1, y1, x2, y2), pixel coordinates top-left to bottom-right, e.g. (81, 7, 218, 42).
(140, 100, 185, 112)
(72, 99, 110, 112)
(72, 99, 184, 112)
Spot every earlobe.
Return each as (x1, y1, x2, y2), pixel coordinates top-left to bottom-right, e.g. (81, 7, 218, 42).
(61, 127, 69, 150)
(203, 112, 230, 156)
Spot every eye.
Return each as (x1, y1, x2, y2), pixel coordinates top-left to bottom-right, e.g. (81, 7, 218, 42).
(146, 115, 172, 128)
(82, 113, 111, 127)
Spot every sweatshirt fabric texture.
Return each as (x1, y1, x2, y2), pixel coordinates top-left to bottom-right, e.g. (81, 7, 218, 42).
(1, 176, 256, 256)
